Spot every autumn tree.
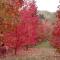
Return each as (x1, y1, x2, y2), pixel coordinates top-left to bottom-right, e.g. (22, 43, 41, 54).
(3, 0, 24, 55)
(4, 0, 45, 54)
(49, 6, 60, 52)
(16, 0, 46, 49)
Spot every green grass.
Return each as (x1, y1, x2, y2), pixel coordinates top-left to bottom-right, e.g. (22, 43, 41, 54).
(35, 40, 53, 48)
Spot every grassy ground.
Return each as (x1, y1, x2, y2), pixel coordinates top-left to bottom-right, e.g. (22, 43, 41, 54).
(35, 40, 53, 48)
(0, 40, 60, 60)
(0, 48, 60, 60)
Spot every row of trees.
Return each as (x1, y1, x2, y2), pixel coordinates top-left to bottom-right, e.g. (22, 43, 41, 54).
(0, 0, 60, 55)
(3, 0, 46, 54)
(49, 10, 60, 52)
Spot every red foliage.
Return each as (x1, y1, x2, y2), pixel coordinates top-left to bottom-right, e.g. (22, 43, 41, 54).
(4, 31, 17, 48)
(4, 0, 45, 52)
(16, 0, 46, 48)
(50, 10, 60, 49)
(36, 21, 46, 41)
(16, 1, 39, 47)
(6, 0, 23, 7)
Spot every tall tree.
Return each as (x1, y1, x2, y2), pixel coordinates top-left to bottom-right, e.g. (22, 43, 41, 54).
(50, 7, 60, 52)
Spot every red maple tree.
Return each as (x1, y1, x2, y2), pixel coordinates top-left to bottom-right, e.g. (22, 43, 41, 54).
(4, 0, 46, 54)
(50, 9, 60, 52)
(16, 1, 39, 49)
(16, 0, 46, 49)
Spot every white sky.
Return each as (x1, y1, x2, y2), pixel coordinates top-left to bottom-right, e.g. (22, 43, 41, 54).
(35, 0, 59, 12)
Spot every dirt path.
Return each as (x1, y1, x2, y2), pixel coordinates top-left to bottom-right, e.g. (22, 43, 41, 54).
(0, 48, 60, 60)
(17, 48, 60, 60)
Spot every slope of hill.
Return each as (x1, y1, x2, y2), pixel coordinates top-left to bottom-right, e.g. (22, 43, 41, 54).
(37, 10, 56, 22)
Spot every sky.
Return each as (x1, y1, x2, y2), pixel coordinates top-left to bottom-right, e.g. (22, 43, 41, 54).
(35, 0, 59, 12)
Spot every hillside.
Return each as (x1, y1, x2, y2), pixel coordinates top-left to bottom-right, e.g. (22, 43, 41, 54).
(37, 10, 56, 22)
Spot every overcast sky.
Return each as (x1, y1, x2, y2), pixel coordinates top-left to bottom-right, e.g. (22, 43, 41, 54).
(35, 0, 59, 12)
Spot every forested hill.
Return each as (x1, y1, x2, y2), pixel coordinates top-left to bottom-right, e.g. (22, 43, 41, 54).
(37, 11, 56, 22)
